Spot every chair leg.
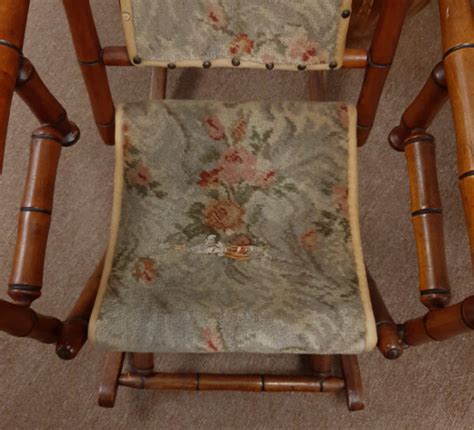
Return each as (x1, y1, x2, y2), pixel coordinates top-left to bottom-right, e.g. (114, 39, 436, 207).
(366, 268, 404, 359)
(437, 0, 474, 270)
(0, 0, 29, 172)
(309, 355, 333, 378)
(98, 351, 125, 408)
(401, 295, 474, 346)
(55, 255, 105, 360)
(130, 353, 155, 376)
(340, 355, 365, 412)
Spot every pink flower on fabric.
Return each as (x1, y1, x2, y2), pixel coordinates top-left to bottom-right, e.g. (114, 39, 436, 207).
(198, 167, 223, 187)
(133, 258, 158, 284)
(332, 185, 349, 217)
(253, 170, 276, 188)
(231, 118, 247, 142)
(202, 326, 224, 352)
(217, 147, 258, 184)
(206, 2, 226, 29)
(204, 116, 226, 141)
(229, 33, 255, 56)
(340, 104, 349, 128)
(300, 229, 317, 250)
(203, 199, 245, 231)
(127, 163, 152, 186)
(289, 35, 319, 63)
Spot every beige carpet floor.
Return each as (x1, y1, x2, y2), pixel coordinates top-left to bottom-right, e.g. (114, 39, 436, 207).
(1, 2, 473, 429)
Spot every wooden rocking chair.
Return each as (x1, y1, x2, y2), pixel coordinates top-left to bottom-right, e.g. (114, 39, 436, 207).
(0, 0, 472, 413)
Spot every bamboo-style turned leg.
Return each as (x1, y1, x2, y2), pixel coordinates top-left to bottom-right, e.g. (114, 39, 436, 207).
(340, 355, 365, 411)
(8, 127, 65, 306)
(404, 133, 450, 308)
(389, 62, 448, 151)
(309, 355, 333, 377)
(130, 353, 155, 376)
(56, 256, 105, 360)
(401, 295, 474, 346)
(62, 0, 115, 145)
(438, 0, 474, 270)
(98, 352, 125, 408)
(16, 57, 79, 145)
(0, 0, 30, 172)
(366, 268, 404, 359)
(0, 298, 61, 344)
(356, 0, 409, 146)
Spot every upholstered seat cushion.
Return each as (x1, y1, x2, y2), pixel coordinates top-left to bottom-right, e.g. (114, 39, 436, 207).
(120, 0, 352, 70)
(89, 100, 376, 354)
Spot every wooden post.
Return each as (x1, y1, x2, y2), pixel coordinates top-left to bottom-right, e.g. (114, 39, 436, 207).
(102, 46, 132, 67)
(16, 57, 80, 145)
(342, 49, 368, 69)
(56, 256, 105, 360)
(401, 295, 474, 346)
(98, 352, 125, 408)
(389, 62, 448, 151)
(438, 0, 474, 271)
(0, 0, 30, 172)
(130, 353, 155, 376)
(366, 268, 404, 359)
(117, 373, 345, 393)
(404, 133, 451, 308)
(0, 298, 61, 344)
(8, 127, 64, 306)
(340, 355, 365, 411)
(309, 355, 333, 377)
(356, 0, 409, 146)
(62, 0, 115, 145)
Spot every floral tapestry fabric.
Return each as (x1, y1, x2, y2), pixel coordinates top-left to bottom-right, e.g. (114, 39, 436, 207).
(90, 100, 376, 354)
(120, 0, 352, 70)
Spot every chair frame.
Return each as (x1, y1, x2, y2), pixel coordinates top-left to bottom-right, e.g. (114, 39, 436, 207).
(0, 0, 473, 412)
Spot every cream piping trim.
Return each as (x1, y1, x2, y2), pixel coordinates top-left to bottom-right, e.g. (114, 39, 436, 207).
(347, 105, 377, 352)
(88, 106, 126, 345)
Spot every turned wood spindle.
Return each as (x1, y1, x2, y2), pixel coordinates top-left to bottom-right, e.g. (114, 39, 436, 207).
(0, 0, 30, 172)
(389, 62, 448, 151)
(16, 57, 80, 145)
(117, 373, 345, 393)
(56, 255, 105, 360)
(438, 0, 474, 271)
(366, 268, 404, 359)
(402, 295, 474, 346)
(8, 127, 63, 306)
(403, 133, 450, 308)
(309, 355, 333, 377)
(130, 353, 155, 376)
(356, 0, 409, 146)
(0, 298, 61, 344)
(62, 0, 115, 145)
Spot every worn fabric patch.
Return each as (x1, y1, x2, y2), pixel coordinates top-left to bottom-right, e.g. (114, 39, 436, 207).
(120, 0, 352, 70)
(90, 100, 376, 354)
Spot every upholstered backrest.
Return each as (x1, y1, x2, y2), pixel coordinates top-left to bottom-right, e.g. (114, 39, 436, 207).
(120, 0, 352, 71)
